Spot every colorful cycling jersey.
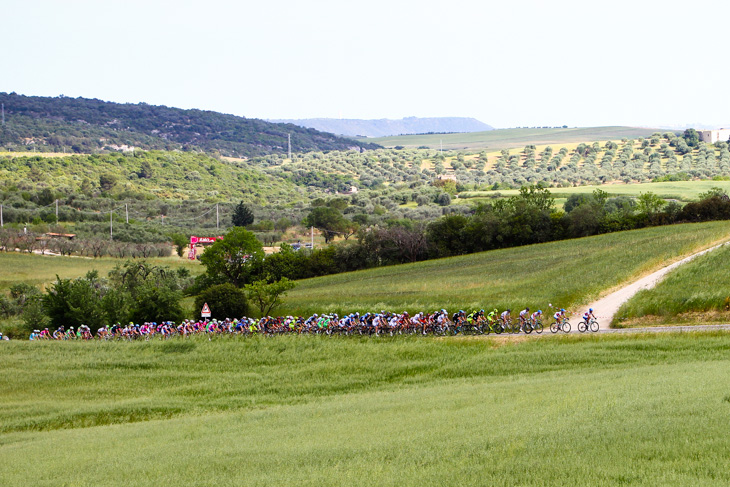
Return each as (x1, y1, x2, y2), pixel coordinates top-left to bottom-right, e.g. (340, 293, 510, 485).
(554, 312, 562, 320)
(519, 309, 528, 318)
(531, 312, 541, 320)
(501, 311, 509, 319)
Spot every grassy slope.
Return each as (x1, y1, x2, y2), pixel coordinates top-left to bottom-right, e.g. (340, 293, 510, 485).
(366, 126, 661, 150)
(0, 252, 202, 291)
(0, 151, 307, 204)
(1, 333, 730, 486)
(283, 222, 730, 317)
(615, 243, 730, 326)
(461, 180, 730, 202)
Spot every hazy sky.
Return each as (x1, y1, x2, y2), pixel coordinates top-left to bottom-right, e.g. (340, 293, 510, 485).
(5, 0, 730, 128)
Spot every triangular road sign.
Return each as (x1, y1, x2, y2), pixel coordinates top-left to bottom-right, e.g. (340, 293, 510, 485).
(201, 303, 212, 317)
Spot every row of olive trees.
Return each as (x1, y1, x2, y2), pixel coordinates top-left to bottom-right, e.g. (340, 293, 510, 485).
(0, 229, 171, 258)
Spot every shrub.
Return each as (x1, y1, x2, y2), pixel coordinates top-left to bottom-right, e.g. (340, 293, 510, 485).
(194, 283, 249, 320)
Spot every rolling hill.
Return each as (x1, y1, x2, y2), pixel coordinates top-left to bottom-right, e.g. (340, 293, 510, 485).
(366, 126, 664, 150)
(271, 116, 493, 137)
(0, 92, 381, 158)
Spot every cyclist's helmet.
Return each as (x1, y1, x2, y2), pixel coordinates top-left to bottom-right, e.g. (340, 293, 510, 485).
(538, 310, 542, 314)
(561, 308, 565, 312)
(589, 308, 593, 312)
(525, 307, 529, 312)
(507, 309, 511, 313)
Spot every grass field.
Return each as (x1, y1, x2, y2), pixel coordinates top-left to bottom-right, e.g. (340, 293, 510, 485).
(365, 126, 661, 151)
(282, 222, 730, 317)
(614, 243, 730, 327)
(0, 252, 203, 291)
(460, 180, 730, 202)
(1, 332, 730, 486)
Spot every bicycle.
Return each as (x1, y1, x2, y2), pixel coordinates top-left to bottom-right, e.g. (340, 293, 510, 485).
(550, 318, 571, 333)
(578, 319, 599, 333)
(500, 319, 520, 334)
(524, 318, 543, 334)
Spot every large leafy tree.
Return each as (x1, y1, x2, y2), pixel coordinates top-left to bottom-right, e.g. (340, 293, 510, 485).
(231, 201, 254, 227)
(302, 206, 348, 243)
(199, 227, 264, 287)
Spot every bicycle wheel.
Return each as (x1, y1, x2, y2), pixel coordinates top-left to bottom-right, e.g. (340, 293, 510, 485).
(524, 323, 532, 334)
(494, 324, 503, 334)
(561, 322, 571, 333)
(578, 321, 587, 333)
(590, 321, 599, 332)
(550, 322, 559, 333)
(534, 322, 543, 334)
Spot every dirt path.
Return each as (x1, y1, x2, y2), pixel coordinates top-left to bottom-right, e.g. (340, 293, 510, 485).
(577, 241, 730, 328)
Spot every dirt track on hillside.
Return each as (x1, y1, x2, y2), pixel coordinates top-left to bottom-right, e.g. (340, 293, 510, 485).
(577, 241, 730, 329)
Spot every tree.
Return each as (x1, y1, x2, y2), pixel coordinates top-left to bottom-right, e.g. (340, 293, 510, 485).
(194, 283, 249, 320)
(138, 160, 154, 179)
(244, 277, 296, 317)
(170, 233, 189, 257)
(302, 206, 348, 244)
(99, 173, 117, 191)
(636, 192, 666, 222)
(129, 283, 185, 324)
(231, 201, 254, 227)
(199, 227, 264, 287)
(683, 128, 700, 147)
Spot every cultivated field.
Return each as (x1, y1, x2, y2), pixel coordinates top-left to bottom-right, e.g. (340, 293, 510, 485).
(0, 252, 202, 291)
(283, 222, 730, 318)
(365, 126, 660, 150)
(460, 180, 730, 202)
(1, 332, 730, 486)
(615, 243, 730, 327)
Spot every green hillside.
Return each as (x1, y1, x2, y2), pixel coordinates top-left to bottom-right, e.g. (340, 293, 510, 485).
(0, 92, 381, 158)
(282, 222, 730, 317)
(364, 126, 662, 150)
(615, 243, 730, 326)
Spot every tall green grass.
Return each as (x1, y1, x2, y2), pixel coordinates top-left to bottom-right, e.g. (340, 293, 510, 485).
(283, 222, 730, 317)
(615, 243, 730, 325)
(2, 333, 730, 486)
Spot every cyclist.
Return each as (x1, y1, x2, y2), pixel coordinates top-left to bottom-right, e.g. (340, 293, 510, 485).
(518, 307, 530, 331)
(530, 309, 543, 325)
(500, 309, 511, 326)
(583, 308, 596, 324)
(553, 308, 566, 325)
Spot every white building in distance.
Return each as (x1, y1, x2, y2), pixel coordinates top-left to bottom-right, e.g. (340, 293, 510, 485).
(698, 129, 730, 144)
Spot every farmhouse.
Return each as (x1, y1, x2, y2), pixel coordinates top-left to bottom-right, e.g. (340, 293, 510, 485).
(697, 129, 730, 144)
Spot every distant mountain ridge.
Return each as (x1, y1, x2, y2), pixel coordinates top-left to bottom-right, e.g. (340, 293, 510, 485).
(270, 116, 494, 138)
(0, 93, 381, 157)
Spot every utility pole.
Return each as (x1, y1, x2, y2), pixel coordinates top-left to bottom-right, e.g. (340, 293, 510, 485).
(55, 199, 58, 224)
(288, 133, 292, 160)
(125, 203, 128, 224)
(310, 226, 314, 249)
(216, 203, 219, 230)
